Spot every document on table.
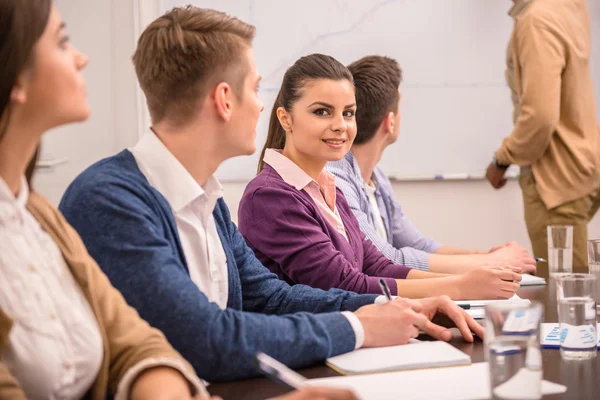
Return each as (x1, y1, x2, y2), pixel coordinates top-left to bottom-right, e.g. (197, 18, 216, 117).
(309, 362, 566, 400)
(326, 340, 470, 375)
(456, 294, 531, 320)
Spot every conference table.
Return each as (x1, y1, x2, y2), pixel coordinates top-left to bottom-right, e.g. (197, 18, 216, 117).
(208, 283, 599, 399)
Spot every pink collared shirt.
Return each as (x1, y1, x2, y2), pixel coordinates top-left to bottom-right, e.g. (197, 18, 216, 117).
(263, 149, 349, 242)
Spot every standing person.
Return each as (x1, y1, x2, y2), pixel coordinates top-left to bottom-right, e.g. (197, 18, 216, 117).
(486, 0, 600, 275)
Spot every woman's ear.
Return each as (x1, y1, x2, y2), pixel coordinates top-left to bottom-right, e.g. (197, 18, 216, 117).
(10, 74, 29, 105)
(276, 106, 292, 132)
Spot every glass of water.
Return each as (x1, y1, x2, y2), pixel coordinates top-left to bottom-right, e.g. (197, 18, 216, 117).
(558, 273, 597, 360)
(588, 239, 600, 315)
(485, 302, 544, 400)
(547, 225, 573, 275)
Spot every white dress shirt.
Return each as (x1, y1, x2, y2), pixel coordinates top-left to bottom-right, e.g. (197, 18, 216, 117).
(364, 181, 388, 241)
(130, 129, 229, 309)
(0, 177, 103, 400)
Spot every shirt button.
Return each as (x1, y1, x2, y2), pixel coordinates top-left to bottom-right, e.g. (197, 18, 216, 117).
(49, 312, 57, 320)
(354, 256, 358, 262)
(28, 264, 36, 272)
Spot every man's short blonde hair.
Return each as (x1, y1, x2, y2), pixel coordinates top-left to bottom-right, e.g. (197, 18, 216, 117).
(133, 6, 255, 124)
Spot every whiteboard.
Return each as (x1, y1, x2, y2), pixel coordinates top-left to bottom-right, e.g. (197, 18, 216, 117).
(157, 0, 600, 181)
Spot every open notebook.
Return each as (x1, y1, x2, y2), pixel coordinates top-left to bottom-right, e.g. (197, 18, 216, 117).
(325, 340, 470, 375)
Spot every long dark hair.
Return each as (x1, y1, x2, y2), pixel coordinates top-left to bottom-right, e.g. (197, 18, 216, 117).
(0, 0, 51, 185)
(257, 53, 353, 173)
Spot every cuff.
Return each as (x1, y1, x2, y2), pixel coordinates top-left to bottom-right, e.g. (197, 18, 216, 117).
(374, 295, 398, 304)
(115, 357, 208, 400)
(341, 311, 365, 350)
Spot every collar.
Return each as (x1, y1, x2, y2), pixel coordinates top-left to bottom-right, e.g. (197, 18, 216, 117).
(0, 176, 29, 208)
(345, 151, 381, 193)
(130, 128, 223, 213)
(509, 0, 533, 19)
(263, 148, 336, 191)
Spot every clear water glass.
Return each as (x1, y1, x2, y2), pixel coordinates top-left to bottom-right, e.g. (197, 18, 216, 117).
(588, 239, 600, 315)
(547, 225, 573, 276)
(557, 274, 597, 360)
(485, 302, 543, 400)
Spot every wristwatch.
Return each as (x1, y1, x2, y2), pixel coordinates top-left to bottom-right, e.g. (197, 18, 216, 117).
(492, 154, 510, 170)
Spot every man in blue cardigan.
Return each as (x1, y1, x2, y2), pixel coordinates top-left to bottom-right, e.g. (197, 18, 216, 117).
(59, 7, 482, 382)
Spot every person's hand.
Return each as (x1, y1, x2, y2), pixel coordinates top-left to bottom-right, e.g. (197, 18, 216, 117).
(130, 366, 201, 400)
(267, 387, 360, 400)
(486, 162, 507, 189)
(488, 241, 517, 253)
(457, 266, 522, 300)
(354, 298, 429, 348)
(413, 295, 485, 342)
(487, 243, 536, 273)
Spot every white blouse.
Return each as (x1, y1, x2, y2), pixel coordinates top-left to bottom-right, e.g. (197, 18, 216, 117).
(0, 177, 104, 399)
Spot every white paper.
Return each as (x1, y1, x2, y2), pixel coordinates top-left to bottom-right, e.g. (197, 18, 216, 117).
(326, 340, 470, 375)
(308, 362, 566, 400)
(519, 274, 547, 286)
(541, 323, 600, 349)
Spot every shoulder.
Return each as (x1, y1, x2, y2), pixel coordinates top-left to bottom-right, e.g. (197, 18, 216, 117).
(517, 2, 563, 33)
(60, 150, 158, 211)
(242, 168, 308, 204)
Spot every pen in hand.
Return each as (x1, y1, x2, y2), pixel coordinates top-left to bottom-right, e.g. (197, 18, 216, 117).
(379, 279, 393, 303)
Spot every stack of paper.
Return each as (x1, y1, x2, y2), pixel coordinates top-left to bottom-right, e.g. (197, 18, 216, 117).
(326, 340, 470, 375)
(310, 362, 566, 400)
(456, 294, 531, 320)
(520, 274, 547, 286)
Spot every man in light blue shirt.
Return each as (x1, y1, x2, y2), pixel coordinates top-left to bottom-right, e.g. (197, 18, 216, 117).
(328, 55, 536, 275)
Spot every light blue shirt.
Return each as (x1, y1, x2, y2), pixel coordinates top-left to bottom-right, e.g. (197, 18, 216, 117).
(327, 152, 442, 271)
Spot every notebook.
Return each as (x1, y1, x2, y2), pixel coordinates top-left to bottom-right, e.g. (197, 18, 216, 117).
(325, 340, 471, 375)
(520, 273, 547, 286)
(541, 322, 600, 349)
(309, 362, 567, 400)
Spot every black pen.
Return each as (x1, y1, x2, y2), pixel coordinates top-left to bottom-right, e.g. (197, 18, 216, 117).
(379, 278, 393, 302)
(534, 257, 547, 263)
(458, 304, 471, 310)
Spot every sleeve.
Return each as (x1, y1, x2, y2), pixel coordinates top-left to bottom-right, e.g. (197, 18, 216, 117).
(495, 16, 565, 166)
(216, 200, 379, 315)
(59, 181, 359, 382)
(238, 186, 407, 296)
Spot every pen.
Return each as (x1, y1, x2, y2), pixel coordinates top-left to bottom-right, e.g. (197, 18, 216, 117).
(534, 257, 546, 263)
(254, 352, 308, 390)
(379, 278, 393, 302)
(458, 304, 471, 310)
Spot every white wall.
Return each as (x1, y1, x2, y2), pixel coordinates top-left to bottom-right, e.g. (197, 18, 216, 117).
(33, 0, 600, 252)
(223, 179, 600, 252)
(33, 0, 139, 205)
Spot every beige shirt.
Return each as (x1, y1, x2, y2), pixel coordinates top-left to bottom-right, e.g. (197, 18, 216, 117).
(131, 129, 229, 309)
(499, 0, 600, 209)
